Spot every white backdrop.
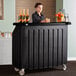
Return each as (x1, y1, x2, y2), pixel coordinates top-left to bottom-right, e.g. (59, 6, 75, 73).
(63, 0, 76, 60)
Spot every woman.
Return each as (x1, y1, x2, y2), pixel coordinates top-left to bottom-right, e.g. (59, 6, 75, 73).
(32, 3, 50, 23)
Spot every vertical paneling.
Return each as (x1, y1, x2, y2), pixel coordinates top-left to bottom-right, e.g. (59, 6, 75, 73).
(38, 29, 40, 69)
(29, 29, 33, 70)
(13, 25, 67, 70)
(28, 29, 30, 69)
(39, 29, 43, 69)
(27, 26, 67, 69)
(52, 29, 54, 67)
(49, 29, 53, 68)
(63, 27, 67, 64)
(13, 27, 22, 68)
(21, 28, 28, 69)
(33, 29, 35, 69)
(33, 29, 38, 69)
(57, 29, 59, 66)
(61, 29, 63, 64)
(43, 29, 48, 68)
(53, 29, 57, 66)
(58, 29, 63, 65)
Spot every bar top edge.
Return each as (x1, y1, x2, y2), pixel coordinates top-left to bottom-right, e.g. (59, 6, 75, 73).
(13, 22, 71, 26)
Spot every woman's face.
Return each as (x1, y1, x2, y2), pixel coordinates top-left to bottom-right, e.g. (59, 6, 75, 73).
(36, 5, 43, 13)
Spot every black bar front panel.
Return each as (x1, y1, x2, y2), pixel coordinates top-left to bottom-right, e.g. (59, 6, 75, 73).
(13, 25, 67, 70)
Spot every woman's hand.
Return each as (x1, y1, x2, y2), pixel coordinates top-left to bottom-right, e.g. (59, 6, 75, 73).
(45, 18, 50, 23)
(41, 18, 50, 23)
(41, 20, 46, 23)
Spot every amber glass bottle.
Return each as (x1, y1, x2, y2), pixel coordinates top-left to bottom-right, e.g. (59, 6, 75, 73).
(22, 9, 26, 23)
(18, 9, 22, 23)
(26, 9, 30, 23)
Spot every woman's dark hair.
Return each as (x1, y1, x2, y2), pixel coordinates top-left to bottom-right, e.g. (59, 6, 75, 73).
(35, 3, 43, 8)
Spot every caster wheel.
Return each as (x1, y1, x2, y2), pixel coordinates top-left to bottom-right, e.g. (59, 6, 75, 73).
(63, 64, 67, 71)
(14, 67, 19, 72)
(19, 69, 25, 76)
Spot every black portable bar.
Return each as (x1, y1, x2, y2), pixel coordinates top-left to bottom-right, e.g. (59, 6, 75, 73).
(12, 22, 71, 70)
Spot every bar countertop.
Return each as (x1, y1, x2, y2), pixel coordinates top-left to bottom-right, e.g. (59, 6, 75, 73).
(13, 22, 71, 26)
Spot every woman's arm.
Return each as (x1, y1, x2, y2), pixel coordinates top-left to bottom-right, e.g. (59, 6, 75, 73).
(32, 14, 50, 23)
(32, 14, 41, 23)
